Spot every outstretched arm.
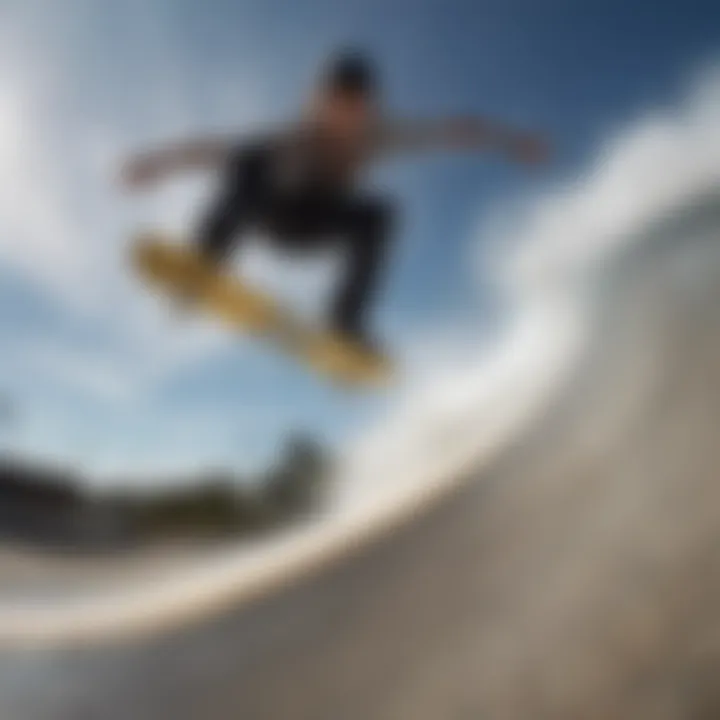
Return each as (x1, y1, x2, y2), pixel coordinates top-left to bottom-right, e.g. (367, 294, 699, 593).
(378, 116, 550, 165)
(119, 135, 238, 190)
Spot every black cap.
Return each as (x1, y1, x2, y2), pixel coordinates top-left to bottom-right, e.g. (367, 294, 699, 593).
(321, 49, 378, 97)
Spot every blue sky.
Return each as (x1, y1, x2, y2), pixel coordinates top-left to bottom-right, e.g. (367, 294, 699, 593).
(0, 0, 718, 479)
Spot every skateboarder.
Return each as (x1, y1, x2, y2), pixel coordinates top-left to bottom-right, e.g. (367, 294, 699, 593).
(121, 49, 549, 352)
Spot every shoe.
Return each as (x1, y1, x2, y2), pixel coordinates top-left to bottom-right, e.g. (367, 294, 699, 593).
(331, 321, 385, 360)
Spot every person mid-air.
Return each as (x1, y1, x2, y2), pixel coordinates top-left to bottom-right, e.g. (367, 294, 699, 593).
(121, 50, 548, 355)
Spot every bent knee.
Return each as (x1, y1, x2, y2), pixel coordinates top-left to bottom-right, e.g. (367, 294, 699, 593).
(224, 142, 272, 197)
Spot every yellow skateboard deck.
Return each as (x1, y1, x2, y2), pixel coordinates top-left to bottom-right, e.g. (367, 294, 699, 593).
(131, 232, 394, 388)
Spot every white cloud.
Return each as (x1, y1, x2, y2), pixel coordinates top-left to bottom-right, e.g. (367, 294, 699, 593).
(0, 63, 84, 295)
(22, 344, 137, 405)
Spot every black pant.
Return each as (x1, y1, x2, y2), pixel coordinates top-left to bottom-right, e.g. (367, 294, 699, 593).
(196, 144, 393, 336)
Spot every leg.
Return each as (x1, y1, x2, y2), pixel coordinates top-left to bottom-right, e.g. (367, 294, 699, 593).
(249, 187, 395, 342)
(331, 197, 394, 339)
(195, 144, 269, 263)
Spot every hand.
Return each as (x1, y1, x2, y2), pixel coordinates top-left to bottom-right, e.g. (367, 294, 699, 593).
(508, 133, 551, 166)
(118, 153, 165, 190)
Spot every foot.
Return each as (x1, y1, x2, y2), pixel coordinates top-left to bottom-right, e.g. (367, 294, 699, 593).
(331, 321, 385, 359)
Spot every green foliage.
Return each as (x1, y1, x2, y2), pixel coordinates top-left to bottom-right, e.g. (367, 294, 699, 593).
(0, 435, 332, 547)
(108, 435, 331, 541)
